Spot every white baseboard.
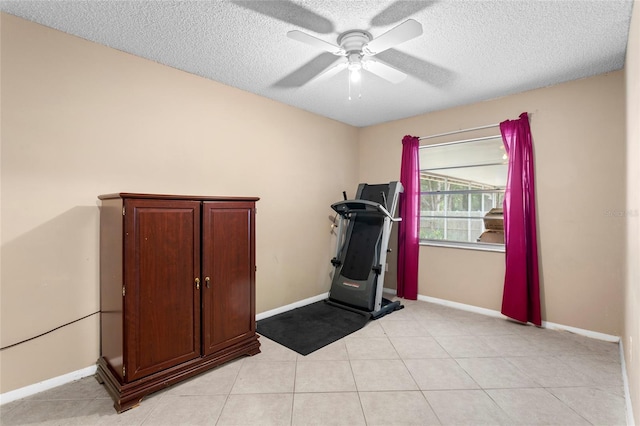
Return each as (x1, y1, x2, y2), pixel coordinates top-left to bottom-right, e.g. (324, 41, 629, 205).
(418, 294, 620, 342)
(541, 320, 620, 343)
(256, 292, 329, 321)
(619, 340, 637, 426)
(418, 294, 505, 320)
(0, 365, 97, 405)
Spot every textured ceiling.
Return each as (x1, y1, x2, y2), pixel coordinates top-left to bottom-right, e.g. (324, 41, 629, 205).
(0, 0, 634, 127)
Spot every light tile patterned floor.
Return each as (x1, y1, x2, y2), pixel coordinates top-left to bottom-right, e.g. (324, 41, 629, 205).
(0, 299, 628, 425)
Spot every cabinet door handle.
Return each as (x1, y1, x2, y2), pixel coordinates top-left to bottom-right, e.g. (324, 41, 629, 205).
(205, 277, 211, 288)
(195, 277, 200, 290)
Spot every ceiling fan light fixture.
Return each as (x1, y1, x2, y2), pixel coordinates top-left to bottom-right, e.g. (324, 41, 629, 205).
(347, 60, 362, 72)
(347, 52, 363, 83)
(348, 76, 362, 100)
(347, 51, 363, 67)
(349, 67, 361, 83)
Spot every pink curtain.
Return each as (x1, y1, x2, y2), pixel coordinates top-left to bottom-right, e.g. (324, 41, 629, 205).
(500, 112, 541, 326)
(397, 135, 420, 300)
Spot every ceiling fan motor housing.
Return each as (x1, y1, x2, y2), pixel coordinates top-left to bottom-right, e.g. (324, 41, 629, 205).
(338, 30, 371, 71)
(338, 30, 371, 54)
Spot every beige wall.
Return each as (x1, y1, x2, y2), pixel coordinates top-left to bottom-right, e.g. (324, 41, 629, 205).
(624, 1, 639, 423)
(359, 71, 627, 337)
(0, 14, 359, 393)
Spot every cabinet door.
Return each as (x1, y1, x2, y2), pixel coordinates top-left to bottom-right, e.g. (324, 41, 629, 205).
(202, 201, 256, 356)
(124, 199, 202, 381)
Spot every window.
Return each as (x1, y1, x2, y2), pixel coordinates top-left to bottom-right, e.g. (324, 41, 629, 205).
(419, 135, 507, 250)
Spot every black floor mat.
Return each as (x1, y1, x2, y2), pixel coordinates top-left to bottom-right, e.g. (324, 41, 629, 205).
(256, 301, 370, 355)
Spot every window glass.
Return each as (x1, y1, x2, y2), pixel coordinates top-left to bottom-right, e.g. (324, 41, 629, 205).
(419, 136, 507, 248)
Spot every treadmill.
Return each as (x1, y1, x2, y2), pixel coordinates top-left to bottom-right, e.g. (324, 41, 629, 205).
(327, 181, 404, 319)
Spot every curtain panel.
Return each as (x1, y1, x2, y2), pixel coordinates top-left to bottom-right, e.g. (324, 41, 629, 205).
(500, 112, 542, 326)
(398, 135, 420, 299)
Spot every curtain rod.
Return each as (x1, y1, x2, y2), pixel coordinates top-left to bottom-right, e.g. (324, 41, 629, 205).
(422, 134, 502, 149)
(419, 123, 500, 141)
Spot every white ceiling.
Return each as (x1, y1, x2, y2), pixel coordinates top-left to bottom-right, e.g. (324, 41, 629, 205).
(0, 0, 634, 127)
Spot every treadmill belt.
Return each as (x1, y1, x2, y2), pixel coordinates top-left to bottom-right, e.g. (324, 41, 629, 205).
(341, 214, 382, 280)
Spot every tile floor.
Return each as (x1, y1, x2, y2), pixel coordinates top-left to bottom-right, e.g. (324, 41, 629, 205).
(0, 299, 628, 425)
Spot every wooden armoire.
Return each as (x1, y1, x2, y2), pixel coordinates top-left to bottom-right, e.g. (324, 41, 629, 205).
(95, 193, 260, 413)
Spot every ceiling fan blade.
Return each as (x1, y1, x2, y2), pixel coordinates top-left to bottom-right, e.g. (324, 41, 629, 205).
(231, 1, 334, 34)
(376, 49, 457, 87)
(364, 19, 423, 55)
(363, 59, 407, 84)
(312, 61, 348, 83)
(287, 30, 344, 55)
(371, 1, 436, 27)
(272, 53, 341, 88)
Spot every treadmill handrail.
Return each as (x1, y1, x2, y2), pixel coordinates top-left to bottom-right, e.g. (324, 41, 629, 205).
(376, 204, 402, 222)
(331, 199, 400, 221)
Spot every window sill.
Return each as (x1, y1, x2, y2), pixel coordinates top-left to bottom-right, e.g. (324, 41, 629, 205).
(420, 240, 505, 253)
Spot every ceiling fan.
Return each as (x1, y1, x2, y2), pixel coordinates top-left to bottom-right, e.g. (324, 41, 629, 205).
(287, 19, 423, 96)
